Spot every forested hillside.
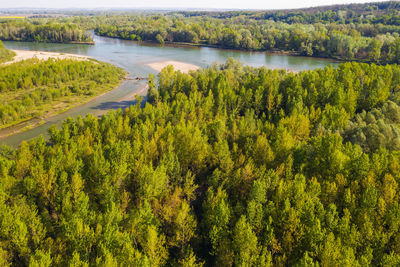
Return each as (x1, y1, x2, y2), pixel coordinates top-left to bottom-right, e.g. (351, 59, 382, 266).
(0, 20, 94, 44)
(93, 1, 400, 63)
(0, 58, 124, 129)
(0, 40, 15, 63)
(1, 60, 400, 265)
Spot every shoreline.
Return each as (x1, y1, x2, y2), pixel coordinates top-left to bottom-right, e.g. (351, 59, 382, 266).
(146, 60, 200, 73)
(0, 37, 330, 144)
(0, 75, 133, 140)
(1, 39, 94, 45)
(0, 51, 130, 140)
(2, 49, 89, 65)
(95, 33, 340, 63)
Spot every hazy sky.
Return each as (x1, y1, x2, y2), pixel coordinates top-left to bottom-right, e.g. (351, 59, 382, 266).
(0, 0, 390, 10)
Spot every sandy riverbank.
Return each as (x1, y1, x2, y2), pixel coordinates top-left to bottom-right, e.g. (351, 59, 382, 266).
(147, 60, 200, 73)
(3, 49, 89, 65)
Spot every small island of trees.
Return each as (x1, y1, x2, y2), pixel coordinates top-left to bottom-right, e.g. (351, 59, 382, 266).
(0, 58, 125, 129)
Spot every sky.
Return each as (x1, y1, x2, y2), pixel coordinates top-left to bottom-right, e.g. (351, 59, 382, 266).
(0, 0, 391, 10)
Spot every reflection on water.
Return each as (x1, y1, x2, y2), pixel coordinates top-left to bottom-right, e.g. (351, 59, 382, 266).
(2, 35, 338, 146)
(5, 34, 338, 73)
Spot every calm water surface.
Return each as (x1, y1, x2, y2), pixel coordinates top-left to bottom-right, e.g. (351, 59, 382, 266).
(2, 35, 338, 146)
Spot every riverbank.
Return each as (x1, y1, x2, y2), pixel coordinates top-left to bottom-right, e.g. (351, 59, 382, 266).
(1, 34, 337, 147)
(0, 75, 128, 140)
(0, 56, 126, 140)
(3, 49, 89, 65)
(94, 33, 342, 63)
(147, 60, 200, 73)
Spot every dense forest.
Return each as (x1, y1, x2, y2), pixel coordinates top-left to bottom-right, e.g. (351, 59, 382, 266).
(92, 1, 400, 63)
(179, 1, 400, 24)
(0, 40, 15, 63)
(0, 20, 94, 44)
(1, 2, 400, 266)
(0, 60, 400, 265)
(0, 58, 124, 128)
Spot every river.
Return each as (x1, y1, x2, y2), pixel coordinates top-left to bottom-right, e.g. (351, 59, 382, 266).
(2, 35, 338, 147)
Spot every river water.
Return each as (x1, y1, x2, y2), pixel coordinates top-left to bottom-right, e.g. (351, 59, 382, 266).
(2, 35, 338, 147)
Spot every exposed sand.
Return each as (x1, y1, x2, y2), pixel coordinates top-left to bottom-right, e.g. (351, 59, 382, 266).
(3, 49, 89, 65)
(147, 60, 200, 73)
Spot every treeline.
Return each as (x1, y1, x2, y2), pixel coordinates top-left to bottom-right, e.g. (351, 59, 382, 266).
(0, 20, 94, 44)
(260, 1, 400, 25)
(94, 14, 400, 63)
(0, 58, 124, 128)
(0, 40, 15, 63)
(179, 1, 400, 25)
(1, 60, 400, 265)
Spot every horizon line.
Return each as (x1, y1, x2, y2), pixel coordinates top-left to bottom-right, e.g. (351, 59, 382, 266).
(0, 1, 393, 13)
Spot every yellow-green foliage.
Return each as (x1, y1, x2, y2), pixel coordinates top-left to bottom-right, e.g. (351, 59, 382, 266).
(0, 58, 125, 127)
(1, 60, 400, 266)
(0, 40, 15, 63)
(0, 20, 93, 43)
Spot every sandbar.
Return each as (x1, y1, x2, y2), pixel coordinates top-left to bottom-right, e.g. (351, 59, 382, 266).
(3, 49, 89, 65)
(147, 60, 200, 73)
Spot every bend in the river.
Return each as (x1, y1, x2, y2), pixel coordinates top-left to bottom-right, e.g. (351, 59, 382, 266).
(1, 34, 338, 147)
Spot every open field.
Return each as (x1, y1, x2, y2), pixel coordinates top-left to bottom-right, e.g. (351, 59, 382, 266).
(0, 15, 26, 19)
